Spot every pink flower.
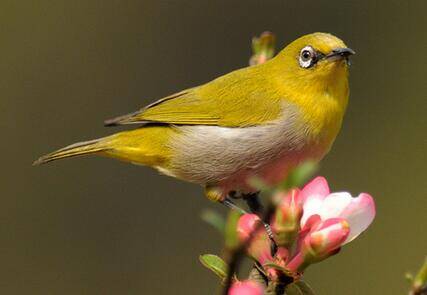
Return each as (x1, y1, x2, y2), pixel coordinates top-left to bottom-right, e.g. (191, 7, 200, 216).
(229, 280, 264, 295)
(280, 177, 375, 272)
(304, 218, 349, 255)
(271, 189, 304, 247)
(300, 177, 376, 243)
(287, 218, 350, 272)
(237, 214, 273, 265)
(234, 177, 376, 276)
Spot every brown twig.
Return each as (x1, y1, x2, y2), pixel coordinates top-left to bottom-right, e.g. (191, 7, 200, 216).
(222, 197, 292, 294)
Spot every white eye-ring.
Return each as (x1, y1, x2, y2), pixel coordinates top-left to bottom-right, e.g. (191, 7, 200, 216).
(299, 46, 317, 68)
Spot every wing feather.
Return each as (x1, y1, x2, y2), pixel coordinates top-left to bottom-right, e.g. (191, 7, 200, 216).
(104, 64, 283, 127)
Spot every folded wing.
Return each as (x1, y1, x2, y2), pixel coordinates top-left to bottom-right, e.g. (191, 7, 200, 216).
(104, 65, 283, 128)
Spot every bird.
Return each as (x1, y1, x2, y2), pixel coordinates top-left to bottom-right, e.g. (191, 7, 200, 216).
(34, 32, 354, 210)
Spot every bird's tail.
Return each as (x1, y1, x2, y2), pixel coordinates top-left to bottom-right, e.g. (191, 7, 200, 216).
(33, 126, 173, 167)
(33, 138, 108, 166)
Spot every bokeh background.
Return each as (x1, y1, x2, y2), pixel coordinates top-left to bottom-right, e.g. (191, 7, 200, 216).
(2, 1, 426, 294)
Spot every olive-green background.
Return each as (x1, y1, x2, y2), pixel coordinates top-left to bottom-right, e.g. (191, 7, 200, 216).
(2, 1, 426, 294)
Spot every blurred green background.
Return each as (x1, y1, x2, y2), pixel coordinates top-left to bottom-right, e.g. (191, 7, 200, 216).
(1, 1, 426, 294)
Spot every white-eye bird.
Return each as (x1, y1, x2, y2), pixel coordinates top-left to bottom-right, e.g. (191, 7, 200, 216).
(34, 32, 354, 208)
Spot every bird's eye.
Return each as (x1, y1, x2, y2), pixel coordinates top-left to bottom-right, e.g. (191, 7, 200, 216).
(299, 46, 317, 68)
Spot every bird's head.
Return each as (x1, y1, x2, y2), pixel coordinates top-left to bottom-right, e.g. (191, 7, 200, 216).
(272, 32, 354, 102)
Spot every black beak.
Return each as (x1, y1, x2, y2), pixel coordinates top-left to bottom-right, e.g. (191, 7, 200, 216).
(326, 47, 355, 59)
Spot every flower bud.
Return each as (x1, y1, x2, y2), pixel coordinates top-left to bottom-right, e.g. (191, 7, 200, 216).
(229, 280, 264, 295)
(304, 218, 349, 259)
(271, 189, 303, 247)
(249, 31, 276, 66)
(287, 218, 349, 272)
(237, 214, 260, 242)
(237, 214, 273, 265)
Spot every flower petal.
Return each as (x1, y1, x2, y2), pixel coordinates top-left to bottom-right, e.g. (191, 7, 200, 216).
(340, 193, 376, 243)
(237, 214, 261, 242)
(237, 214, 273, 264)
(301, 195, 324, 227)
(306, 218, 350, 255)
(288, 218, 350, 272)
(299, 178, 376, 246)
(300, 176, 330, 202)
(318, 192, 353, 221)
(229, 280, 264, 295)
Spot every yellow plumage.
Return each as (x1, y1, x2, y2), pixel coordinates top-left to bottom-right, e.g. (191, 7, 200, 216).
(34, 32, 353, 202)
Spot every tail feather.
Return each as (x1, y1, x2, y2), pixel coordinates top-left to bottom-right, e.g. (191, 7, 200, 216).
(33, 138, 107, 166)
(34, 126, 173, 167)
(104, 111, 142, 127)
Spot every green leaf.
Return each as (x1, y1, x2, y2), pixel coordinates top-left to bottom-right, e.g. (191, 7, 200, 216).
(224, 210, 241, 250)
(285, 281, 316, 295)
(200, 209, 226, 234)
(199, 254, 228, 280)
(280, 161, 318, 189)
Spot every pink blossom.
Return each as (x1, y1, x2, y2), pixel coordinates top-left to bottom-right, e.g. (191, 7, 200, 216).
(237, 214, 273, 265)
(300, 177, 376, 243)
(234, 177, 376, 276)
(229, 280, 264, 295)
(237, 214, 262, 242)
(287, 218, 350, 272)
(302, 218, 349, 256)
(271, 189, 304, 247)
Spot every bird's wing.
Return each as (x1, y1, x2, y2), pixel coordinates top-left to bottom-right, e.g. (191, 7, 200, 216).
(104, 66, 283, 127)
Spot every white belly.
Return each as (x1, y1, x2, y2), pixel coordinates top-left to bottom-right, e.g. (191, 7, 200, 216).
(164, 110, 328, 192)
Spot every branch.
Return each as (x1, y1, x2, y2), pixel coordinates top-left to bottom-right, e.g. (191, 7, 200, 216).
(222, 199, 279, 294)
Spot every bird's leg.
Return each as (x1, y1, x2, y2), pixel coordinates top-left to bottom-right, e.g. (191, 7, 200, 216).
(221, 197, 247, 215)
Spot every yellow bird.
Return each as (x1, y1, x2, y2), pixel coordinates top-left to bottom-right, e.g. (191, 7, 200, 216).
(34, 32, 354, 208)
